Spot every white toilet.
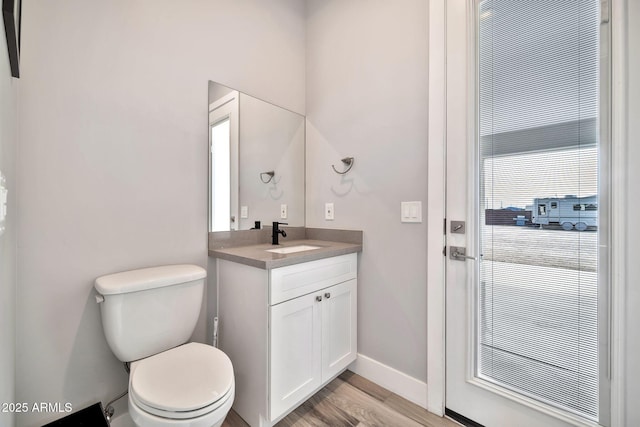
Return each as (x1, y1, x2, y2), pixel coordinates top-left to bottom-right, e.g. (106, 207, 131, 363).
(95, 264, 234, 427)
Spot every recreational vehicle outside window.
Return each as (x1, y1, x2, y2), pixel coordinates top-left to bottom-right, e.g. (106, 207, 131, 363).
(550, 202, 557, 209)
(538, 204, 546, 216)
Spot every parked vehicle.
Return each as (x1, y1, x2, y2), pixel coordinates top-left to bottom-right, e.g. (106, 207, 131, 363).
(526, 195, 597, 231)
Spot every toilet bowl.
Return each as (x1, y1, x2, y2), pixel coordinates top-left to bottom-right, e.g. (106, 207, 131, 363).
(127, 343, 234, 427)
(95, 265, 235, 427)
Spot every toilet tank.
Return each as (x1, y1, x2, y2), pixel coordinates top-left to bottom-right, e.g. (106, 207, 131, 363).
(95, 264, 206, 362)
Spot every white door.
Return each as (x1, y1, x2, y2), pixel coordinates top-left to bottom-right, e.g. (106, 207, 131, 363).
(269, 292, 322, 421)
(445, 1, 608, 426)
(321, 279, 357, 380)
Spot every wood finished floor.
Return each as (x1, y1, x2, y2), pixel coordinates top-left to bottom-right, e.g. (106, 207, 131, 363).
(221, 370, 461, 427)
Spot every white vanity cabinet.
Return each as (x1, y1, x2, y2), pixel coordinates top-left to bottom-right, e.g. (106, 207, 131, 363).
(270, 277, 357, 420)
(217, 252, 357, 427)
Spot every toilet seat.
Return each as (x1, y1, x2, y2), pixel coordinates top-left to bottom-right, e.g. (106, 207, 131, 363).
(130, 342, 234, 420)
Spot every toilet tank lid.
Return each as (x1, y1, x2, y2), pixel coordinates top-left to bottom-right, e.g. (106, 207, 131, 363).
(95, 265, 206, 295)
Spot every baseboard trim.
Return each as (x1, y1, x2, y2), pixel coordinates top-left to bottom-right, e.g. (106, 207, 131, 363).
(348, 353, 428, 408)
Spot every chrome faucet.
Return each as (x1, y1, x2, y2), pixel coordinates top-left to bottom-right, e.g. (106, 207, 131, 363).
(272, 221, 288, 245)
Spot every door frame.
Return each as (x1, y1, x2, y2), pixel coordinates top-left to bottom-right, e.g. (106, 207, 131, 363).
(426, 0, 447, 417)
(425, 1, 628, 425)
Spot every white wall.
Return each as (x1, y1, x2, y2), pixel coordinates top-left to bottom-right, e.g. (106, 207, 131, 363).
(0, 18, 18, 427)
(622, 0, 639, 424)
(305, 0, 429, 384)
(16, 1, 305, 426)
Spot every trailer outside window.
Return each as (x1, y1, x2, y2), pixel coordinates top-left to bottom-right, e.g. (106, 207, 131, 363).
(538, 204, 546, 216)
(551, 202, 558, 209)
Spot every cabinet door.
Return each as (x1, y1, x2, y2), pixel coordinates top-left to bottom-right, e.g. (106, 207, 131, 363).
(269, 292, 322, 421)
(321, 279, 357, 381)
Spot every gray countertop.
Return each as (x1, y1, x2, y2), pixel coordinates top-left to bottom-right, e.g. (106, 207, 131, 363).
(209, 239, 362, 269)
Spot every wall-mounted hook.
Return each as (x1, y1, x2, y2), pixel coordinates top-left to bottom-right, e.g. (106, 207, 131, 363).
(331, 157, 354, 175)
(260, 171, 275, 183)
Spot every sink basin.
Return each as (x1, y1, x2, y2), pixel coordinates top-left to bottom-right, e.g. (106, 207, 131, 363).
(265, 245, 321, 254)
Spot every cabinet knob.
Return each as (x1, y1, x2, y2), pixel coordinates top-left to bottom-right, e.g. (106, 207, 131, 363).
(324, 292, 331, 299)
(316, 295, 323, 302)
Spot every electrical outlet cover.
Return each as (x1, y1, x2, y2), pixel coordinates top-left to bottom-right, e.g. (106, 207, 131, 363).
(325, 203, 334, 220)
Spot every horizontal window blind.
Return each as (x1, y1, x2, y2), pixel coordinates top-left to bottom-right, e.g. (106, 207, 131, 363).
(477, 0, 599, 419)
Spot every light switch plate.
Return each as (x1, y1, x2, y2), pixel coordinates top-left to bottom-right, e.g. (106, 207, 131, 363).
(280, 204, 287, 219)
(240, 206, 248, 219)
(401, 201, 422, 223)
(325, 203, 334, 220)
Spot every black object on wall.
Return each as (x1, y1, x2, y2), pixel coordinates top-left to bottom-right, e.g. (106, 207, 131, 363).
(2, 0, 20, 78)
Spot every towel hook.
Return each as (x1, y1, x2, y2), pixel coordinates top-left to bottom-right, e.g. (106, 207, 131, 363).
(260, 171, 275, 183)
(331, 157, 354, 175)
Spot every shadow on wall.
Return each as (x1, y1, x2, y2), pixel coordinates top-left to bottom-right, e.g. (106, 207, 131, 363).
(331, 173, 356, 197)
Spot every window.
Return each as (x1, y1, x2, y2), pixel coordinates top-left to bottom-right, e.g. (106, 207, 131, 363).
(210, 118, 231, 232)
(573, 203, 598, 211)
(477, 0, 603, 420)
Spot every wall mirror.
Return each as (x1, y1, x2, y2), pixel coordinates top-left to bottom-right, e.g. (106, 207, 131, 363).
(208, 81, 305, 231)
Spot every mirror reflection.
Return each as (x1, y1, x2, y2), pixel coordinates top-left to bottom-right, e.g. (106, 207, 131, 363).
(208, 81, 305, 231)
